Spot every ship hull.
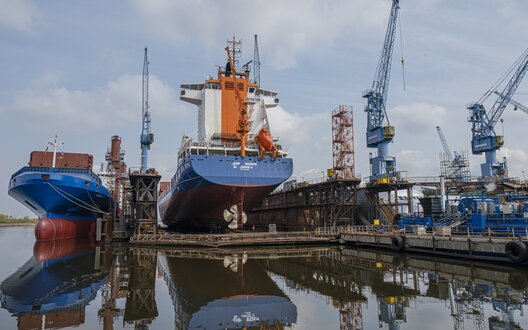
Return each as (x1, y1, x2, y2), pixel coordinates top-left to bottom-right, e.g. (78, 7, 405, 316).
(159, 155, 293, 229)
(8, 167, 112, 240)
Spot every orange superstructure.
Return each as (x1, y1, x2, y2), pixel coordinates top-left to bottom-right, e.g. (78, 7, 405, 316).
(218, 69, 249, 141)
(216, 46, 258, 156)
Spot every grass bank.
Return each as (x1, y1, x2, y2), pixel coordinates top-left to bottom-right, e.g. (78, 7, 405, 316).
(0, 215, 38, 226)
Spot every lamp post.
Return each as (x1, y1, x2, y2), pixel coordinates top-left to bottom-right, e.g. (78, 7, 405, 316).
(522, 170, 526, 183)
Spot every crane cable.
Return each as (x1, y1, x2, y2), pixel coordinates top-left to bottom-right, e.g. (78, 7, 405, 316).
(478, 47, 528, 104)
(398, 9, 406, 91)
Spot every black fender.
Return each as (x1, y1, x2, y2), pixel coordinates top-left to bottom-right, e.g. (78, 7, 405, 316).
(391, 235, 405, 251)
(505, 240, 528, 264)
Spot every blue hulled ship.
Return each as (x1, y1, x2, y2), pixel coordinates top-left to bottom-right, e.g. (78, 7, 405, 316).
(8, 137, 112, 240)
(158, 41, 293, 230)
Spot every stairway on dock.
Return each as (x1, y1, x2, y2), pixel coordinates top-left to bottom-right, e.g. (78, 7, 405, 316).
(362, 190, 395, 225)
(433, 212, 466, 228)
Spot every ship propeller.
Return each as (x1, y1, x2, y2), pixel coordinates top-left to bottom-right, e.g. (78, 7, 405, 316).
(223, 205, 247, 229)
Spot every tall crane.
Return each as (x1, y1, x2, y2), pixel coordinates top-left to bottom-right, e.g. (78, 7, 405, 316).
(362, 0, 400, 183)
(140, 47, 154, 172)
(467, 48, 528, 179)
(436, 126, 470, 181)
(494, 91, 528, 115)
(253, 34, 261, 86)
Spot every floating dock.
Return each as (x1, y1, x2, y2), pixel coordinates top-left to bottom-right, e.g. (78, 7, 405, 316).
(339, 225, 528, 265)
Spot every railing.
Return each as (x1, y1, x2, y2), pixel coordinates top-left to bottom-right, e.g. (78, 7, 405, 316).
(449, 225, 528, 238)
(10, 166, 101, 184)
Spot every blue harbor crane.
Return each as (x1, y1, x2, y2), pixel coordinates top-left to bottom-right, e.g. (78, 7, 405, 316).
(467, 47, 528, 179)
(362, 0, 401, 183)
(140, 47, 153, 172)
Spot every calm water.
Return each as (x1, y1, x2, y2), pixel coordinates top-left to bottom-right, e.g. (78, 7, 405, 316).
(0, 226, 527, 330)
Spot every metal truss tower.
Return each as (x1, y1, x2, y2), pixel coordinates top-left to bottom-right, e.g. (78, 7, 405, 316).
(332, 105, 355, 179)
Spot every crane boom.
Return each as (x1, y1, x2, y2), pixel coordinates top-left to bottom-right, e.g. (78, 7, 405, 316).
(467, 47, 528, 178)
(140, 47, 153, 172)
(495, 91, 528, 115)
(436, 126, 453, 163)
(487, 48, 528, 129)
(362, 0, 400, 182)
(253, 34, 260, 86)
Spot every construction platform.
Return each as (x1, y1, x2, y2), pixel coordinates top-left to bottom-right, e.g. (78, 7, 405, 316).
(340, 225, 528, 265)
(129, 230, 339, 248)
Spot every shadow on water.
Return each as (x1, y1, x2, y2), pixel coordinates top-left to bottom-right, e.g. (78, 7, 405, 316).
(0, 237, 527, 329)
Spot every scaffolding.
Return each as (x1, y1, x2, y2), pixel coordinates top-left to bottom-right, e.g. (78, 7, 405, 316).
(439, 150, 471, 182)
(128, 170, 161, 238)
(332, 105, 355, 180)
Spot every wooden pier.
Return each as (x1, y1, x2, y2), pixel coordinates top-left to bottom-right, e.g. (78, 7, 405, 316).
(129, 230, 339, 248)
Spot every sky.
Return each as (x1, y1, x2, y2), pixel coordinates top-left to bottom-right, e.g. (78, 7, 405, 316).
(1, 0, 528, 217)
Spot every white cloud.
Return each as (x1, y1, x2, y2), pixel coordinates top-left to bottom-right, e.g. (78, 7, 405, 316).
(396, 149, 437, 176)
(498, 147, 528, 179)
(129, 0, 390, 69)
(0, 0, 39, 33)
(8, 74, 189, 132)
(391, 103, 447, 134)
(267, 105, 333, 178)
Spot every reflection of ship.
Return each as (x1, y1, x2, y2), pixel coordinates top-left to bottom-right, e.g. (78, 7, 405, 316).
(0, 239, 106, 330)
(158, 254, 297, 329)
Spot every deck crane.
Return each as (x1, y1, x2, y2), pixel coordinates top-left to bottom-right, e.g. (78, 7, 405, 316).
(436, 126, 469, 181)
(467, 48, 528, 179)
(362, 0, 401, 183)
(253, 34, 261, 86)
(494, 91, 528, 115)
(140, 47, 154, 172)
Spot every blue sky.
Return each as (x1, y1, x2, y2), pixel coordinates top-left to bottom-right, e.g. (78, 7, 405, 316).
(1, 0, 528, 216)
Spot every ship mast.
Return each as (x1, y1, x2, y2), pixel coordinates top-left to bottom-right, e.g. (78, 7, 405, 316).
(225, 46, 249, 157)
(47, 135, 63, 168)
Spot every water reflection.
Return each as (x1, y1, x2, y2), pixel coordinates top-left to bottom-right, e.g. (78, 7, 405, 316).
(159, 251, 297, 329)
(0, 239, 106, 329)
(0, 233, 527, 330)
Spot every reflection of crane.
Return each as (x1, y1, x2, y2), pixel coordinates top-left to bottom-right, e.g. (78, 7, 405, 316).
(140, 47, 154, 172)
(362, 0, 401, 182)
(467, 48, 528, 179)
(436, 126, 470, 181)
(253, 34, 260, 86)
(495, 91, 528, 115)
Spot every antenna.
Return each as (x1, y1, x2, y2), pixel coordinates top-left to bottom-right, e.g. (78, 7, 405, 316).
(227, 37, 242, 69)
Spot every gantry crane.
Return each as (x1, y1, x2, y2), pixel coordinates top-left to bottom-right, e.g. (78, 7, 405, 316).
(467, 48, 528, 179)
(362, 0, 401, 183)
(436, 126, 470, 182)
(140, 47, 154, 172)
